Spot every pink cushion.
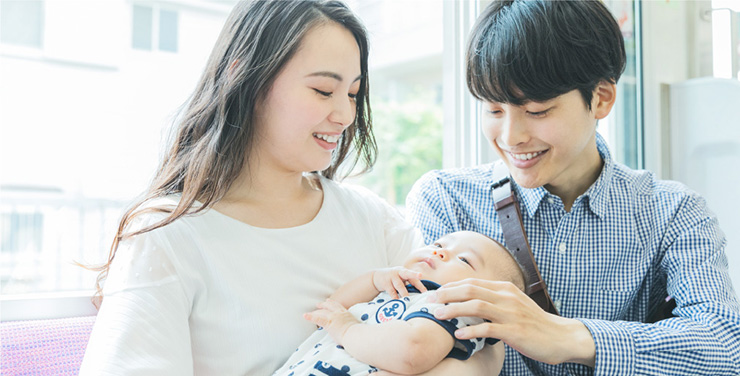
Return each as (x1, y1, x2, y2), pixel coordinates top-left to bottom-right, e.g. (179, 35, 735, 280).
(1, 315, 96, 376)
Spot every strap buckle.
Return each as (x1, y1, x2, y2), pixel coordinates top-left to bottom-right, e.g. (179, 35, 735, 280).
(491, 176, 510, 190)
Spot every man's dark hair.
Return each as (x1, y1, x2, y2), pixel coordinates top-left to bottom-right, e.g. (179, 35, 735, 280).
(466, 0, 626, 110)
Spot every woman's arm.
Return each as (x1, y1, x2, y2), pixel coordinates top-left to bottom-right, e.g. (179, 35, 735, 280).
(79, 229, 194, 375)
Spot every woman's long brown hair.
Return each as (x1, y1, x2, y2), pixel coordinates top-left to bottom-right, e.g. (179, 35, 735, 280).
(87, 0, 375, 308)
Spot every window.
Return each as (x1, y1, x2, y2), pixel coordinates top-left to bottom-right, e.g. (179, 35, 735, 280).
(132, 5, 153, 50)
(711, 0, 740, 79)
(346, 0, 444, 207)
(0, 0, 44, 48)
(602, 0, 642, 169)
(159, 9, 179, 52)
(132, 4, 179, 53)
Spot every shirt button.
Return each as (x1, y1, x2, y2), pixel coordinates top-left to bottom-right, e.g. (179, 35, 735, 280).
(548, 197, 555, 204)
(554, 299, 562, 312)
(558, 243, 567, 254)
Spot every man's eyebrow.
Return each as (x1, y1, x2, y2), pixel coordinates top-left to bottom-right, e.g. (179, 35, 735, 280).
(306, 71, 363, 83)
(522, 98, 555, 106)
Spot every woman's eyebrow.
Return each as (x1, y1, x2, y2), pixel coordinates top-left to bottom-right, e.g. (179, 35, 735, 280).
(306, 71, 363, 83)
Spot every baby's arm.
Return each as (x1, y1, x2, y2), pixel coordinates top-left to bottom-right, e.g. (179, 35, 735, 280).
(330, 267, 427, 309)
(306, 299, 455, 375)
(373, 342, 505, 376)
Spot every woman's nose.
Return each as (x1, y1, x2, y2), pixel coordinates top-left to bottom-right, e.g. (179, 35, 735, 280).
(329, 96, 355, 127)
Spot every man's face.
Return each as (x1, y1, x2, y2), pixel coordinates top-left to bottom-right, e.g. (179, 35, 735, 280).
(480, 85, 614, 199)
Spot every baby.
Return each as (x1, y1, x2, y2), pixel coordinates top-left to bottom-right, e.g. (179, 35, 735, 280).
(273, 231, 525, 375)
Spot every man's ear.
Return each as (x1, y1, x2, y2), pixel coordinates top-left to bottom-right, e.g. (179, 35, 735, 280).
(592, 80, 617, 120)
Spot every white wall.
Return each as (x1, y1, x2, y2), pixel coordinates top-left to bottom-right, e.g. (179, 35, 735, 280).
(668, 78, 740, 292)
(642, 0, 714, 178)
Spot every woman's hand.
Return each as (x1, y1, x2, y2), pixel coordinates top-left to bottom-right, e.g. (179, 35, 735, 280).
(304, 298, 359, 345)
(372, 267, 427, 299)
(429, 278, 596, 367)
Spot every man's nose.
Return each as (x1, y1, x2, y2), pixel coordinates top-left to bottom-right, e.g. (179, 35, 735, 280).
(499, 112, 529, 147)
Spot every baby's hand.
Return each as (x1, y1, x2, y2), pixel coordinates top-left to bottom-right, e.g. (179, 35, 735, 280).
(372, 266, 427, 299)
(304, 298, 359, 345)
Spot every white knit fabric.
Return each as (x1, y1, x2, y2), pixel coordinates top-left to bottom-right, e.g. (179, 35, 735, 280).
(79, 176, 422, 376)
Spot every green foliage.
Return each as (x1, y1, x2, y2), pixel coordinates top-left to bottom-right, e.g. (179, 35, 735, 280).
(354, 95, 443, 206)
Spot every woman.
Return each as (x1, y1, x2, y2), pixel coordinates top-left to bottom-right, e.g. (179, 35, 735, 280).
(79, 1, 421, 374)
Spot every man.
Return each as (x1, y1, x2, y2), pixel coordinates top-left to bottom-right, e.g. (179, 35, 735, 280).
(407, 1, 740, 374)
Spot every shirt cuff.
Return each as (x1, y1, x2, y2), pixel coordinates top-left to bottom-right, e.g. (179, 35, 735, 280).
(578, 318, 636, 376)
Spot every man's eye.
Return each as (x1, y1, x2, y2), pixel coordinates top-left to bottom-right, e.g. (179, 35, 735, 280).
(314, 89, 332, 98)
(459, 257, 471, 266)
(528, 109, 550, 117)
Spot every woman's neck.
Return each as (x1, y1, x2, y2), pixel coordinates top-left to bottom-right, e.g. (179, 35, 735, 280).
(215, 164, 324, 228)
(226, 169, 311, 203)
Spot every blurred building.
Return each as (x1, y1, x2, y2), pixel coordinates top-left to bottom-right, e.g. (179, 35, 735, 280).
(0, 0, 233, 293)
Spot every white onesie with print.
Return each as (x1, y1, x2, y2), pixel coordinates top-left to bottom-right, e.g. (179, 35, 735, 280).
(273, 280, 497, 376)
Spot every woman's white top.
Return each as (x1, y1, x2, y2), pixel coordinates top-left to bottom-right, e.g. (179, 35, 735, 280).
(79, 176, 422, 376)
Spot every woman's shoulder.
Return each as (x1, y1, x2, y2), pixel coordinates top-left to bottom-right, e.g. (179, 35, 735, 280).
(321, 177, 402, 228)
(319, 176, 387, 205)
(124, 194, 213, 236)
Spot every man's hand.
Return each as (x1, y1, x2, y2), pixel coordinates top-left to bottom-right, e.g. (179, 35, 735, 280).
(372, 266, 427, 299)
(430, 278, 596, 367)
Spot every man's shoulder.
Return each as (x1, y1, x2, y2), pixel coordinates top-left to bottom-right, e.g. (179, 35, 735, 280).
(612, 163, 694, 195)
(609, 162, 703, 211)
(415, 164, 496, 189)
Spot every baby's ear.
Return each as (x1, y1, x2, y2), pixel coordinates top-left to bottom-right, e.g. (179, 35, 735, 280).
(592, 80, 617, 120)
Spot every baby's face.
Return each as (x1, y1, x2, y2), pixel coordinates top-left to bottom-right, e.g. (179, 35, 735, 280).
(403, 231, 507, 286)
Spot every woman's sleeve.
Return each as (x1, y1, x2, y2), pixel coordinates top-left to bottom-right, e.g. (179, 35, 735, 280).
(79, 225, 194, 376)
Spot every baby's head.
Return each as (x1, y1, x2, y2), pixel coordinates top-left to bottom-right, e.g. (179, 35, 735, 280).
(404, 231, 525, 290)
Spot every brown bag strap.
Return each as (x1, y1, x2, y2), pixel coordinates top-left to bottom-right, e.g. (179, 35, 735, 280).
(491, 162, 559, 315)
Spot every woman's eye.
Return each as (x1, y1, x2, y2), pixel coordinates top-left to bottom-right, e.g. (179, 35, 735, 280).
(314, 89, 332, 98)
(348, 93, 357, 101)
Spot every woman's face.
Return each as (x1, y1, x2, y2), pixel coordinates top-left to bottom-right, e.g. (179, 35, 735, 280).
(252, 22, 362, 175)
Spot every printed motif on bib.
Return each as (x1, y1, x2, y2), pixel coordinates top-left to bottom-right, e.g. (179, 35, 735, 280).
(375, 299, 407, 323)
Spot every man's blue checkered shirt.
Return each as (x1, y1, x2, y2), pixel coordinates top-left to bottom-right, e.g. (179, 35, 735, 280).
(406, 133, 740, 375)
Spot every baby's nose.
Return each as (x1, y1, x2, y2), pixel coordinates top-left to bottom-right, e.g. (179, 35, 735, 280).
(432, 250, 448, 261)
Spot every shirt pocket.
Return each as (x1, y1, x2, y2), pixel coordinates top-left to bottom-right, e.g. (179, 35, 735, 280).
(597, 239, 650, 293)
